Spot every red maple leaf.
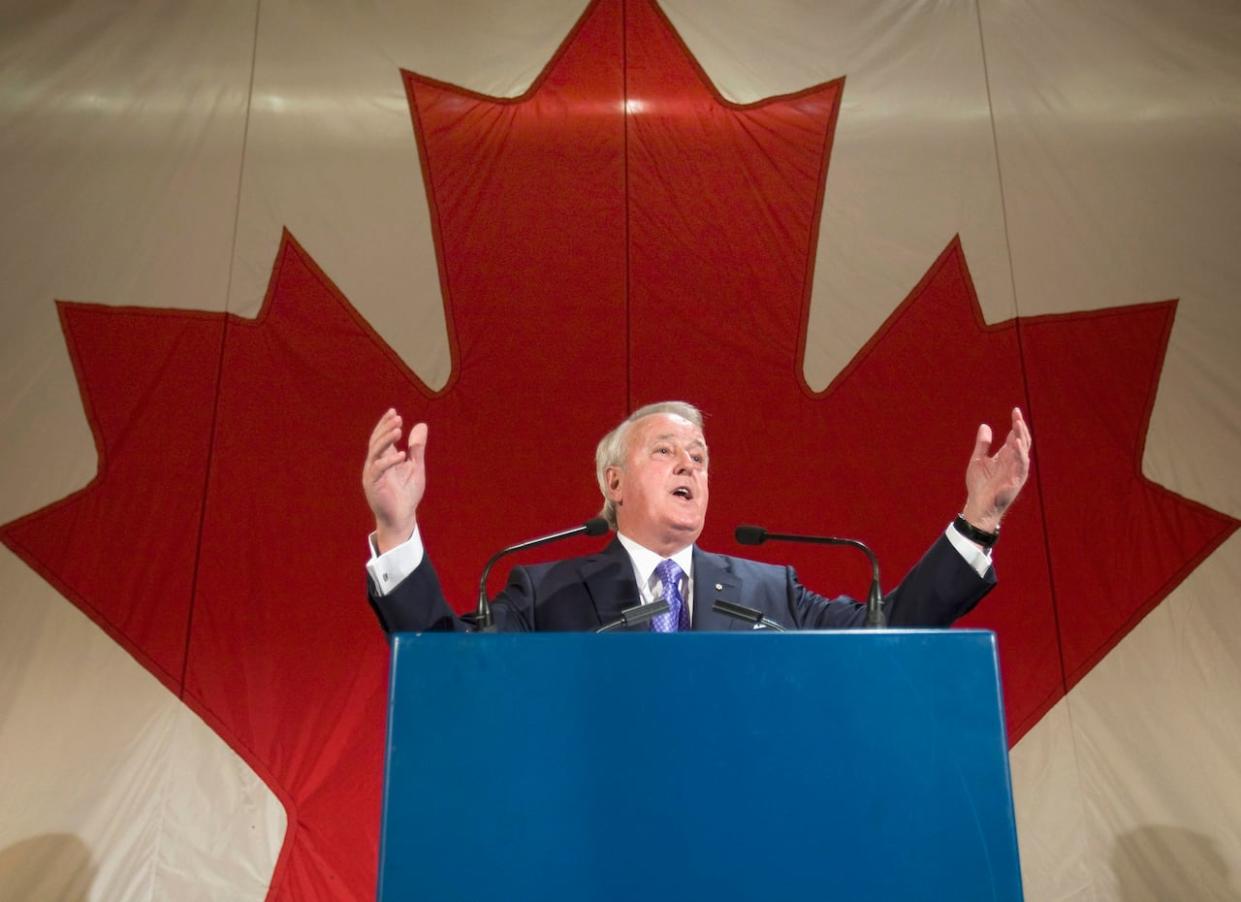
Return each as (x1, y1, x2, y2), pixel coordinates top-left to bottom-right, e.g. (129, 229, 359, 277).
(3, 0, 1234, 898)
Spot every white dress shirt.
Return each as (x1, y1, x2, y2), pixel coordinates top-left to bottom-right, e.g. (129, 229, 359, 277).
(614, 532, 696, 618)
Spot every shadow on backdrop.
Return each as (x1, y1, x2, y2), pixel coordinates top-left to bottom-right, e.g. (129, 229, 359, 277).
(0, 833, 95, 901)
(1113, 825, 1240, 901)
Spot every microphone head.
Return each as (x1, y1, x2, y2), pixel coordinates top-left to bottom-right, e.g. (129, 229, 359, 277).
(735, 524, 768, 546)
(583, 516, 610, 537)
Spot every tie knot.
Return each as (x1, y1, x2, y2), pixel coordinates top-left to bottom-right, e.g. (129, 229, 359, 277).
(655, 558, 684, 590)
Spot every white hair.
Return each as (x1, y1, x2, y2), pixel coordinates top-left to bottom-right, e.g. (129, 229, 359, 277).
(595, 401, 705, 529)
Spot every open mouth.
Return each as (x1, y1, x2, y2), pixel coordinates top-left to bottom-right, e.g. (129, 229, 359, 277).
(671, 486, 694, 500)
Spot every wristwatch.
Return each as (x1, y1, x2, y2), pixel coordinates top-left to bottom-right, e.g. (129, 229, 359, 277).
(953, 514, 999, 548)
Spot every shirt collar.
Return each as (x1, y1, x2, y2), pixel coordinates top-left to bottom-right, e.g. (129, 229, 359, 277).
(616, 532, 694, 588)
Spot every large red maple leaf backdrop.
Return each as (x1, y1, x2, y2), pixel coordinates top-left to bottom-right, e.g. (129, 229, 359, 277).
(2, 2, 1240, 900)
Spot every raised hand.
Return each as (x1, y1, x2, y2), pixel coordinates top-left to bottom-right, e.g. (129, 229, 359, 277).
(362, 409, 427, 553)
(961, 407, 1032, 534)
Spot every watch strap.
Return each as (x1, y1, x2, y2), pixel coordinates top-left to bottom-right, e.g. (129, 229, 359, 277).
(953, 514, 999, 548)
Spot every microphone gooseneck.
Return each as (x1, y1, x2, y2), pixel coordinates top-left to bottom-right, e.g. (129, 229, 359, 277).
(595, 599, 670, 633)
(475, 517, 610, 631)
(712, 599, 786, 632)
(734, 524, 886, 629)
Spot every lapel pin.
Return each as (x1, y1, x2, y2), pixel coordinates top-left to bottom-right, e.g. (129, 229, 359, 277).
(715, 583, 723, 591)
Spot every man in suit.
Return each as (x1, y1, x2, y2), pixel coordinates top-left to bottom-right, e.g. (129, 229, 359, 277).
(363, 401, 1031, 633)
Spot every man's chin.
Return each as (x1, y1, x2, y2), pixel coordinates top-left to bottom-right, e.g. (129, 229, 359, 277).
(665, 519, 704, 544)
(621, 514, 704, 553)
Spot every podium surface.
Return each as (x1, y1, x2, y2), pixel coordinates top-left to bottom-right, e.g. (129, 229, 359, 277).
(379, 630, 1021, 901)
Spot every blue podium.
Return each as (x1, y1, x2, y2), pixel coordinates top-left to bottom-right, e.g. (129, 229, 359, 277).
(378, 631, 1022, 901)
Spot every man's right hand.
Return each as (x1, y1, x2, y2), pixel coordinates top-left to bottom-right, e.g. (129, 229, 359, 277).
(362, 409, 427, 553)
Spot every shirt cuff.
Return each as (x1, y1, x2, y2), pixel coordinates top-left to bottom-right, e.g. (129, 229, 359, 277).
(943, 522, 993, 579)
(365, 525, 424, 597)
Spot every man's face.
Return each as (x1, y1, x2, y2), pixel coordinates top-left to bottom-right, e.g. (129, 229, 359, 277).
(606, 413, 709, 555)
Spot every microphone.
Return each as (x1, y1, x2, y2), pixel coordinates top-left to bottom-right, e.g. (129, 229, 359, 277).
(474, 517, 610, 631)
(595, 600, 670, 633)
(712, 599, 786, 632)
(735, 524, 886, 629)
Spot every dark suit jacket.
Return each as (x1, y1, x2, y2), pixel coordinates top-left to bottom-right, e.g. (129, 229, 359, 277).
(368, 534, 994, 633)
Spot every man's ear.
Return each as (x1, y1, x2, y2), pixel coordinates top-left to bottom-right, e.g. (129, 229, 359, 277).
(605, 466, 623, 502)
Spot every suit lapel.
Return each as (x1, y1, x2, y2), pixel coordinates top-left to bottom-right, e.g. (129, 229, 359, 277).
(692, 548, 744, 631)
(581, 538, 644, 629)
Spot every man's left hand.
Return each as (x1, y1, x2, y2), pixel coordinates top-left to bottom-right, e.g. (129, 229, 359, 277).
(961, 407, 1032, 534)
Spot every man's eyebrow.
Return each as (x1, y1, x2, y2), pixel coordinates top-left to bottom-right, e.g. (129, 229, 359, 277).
(649, 433, 708, 450)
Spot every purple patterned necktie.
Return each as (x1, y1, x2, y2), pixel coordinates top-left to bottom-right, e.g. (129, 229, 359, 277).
(651, 559, 690, 632)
